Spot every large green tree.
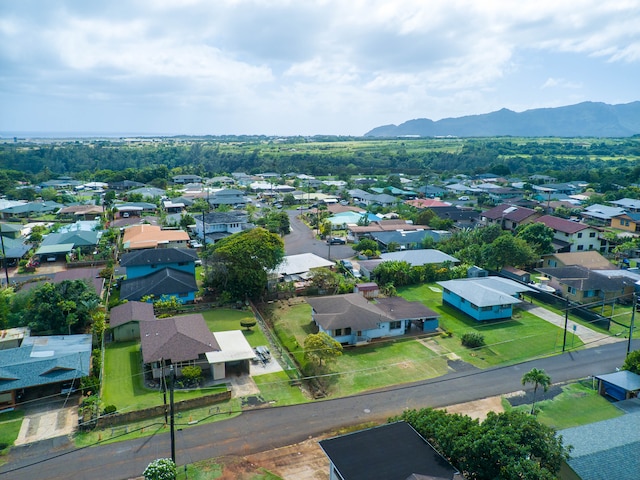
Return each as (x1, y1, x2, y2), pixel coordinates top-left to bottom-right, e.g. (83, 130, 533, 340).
(304, 332, 343, 369)
(202, 227, 284, 300)
(482, 234, 537, 270)
(396, 408, 570, 480)
(622, 349, 640, 375)
(516, 222, 555, 255)
(19, 280, 101, 334)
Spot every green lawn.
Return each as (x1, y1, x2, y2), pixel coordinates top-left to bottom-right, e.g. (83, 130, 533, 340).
(252, 371, 309, 405)
(201, 308, 270, 347)
(399, 284, 583, 367)
(102, 342, 217, 411)
(509, 380, 624, 430)
(0, 410, 24, 456)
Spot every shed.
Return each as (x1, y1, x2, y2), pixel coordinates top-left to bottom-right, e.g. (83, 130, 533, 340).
(595, 371, 640, 401)
(354, 282, 379, 299)
(501, 266, 531, 283)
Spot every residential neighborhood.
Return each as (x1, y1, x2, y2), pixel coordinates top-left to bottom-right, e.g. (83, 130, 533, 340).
(1, 165, 640, 480)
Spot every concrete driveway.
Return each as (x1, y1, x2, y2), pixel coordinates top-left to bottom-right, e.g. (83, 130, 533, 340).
(14, 396, 79, 445)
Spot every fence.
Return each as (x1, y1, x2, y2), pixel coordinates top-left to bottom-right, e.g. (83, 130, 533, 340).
(95, 390, 231, 428)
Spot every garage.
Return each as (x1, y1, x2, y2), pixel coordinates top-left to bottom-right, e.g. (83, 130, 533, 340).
(596, 371, 640, 401)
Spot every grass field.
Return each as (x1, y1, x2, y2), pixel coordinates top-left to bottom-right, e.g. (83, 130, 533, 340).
(509, 380, 624, 430)
(200, 308, 270, 347)
(399, 284, 583, 367)
(0, 410, 24, 457)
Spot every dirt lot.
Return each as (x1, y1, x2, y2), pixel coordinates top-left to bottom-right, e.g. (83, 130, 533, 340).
(211, 395, 507, 480)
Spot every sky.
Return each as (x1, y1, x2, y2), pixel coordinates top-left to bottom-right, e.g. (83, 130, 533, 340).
(1, 0, 639, 137)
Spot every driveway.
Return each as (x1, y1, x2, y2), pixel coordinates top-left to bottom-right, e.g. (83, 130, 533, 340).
(14, 396, 79, 446)
(285, 210, 353, 260)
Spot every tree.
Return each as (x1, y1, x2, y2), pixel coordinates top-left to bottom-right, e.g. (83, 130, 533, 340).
(179, 213, 195, 230)
(521, 368, 552, 415)
(516, 223, 555, 255)
(396, 408, 570, 480)
(372, 260, 412, 287)
(202, 227, 284, 300)
(304, 332, 342, 369)
(143, 458, 176, 480)
(622, 349, 640, 375)
(352, 238, 378, 254)
(482, 234, 536, 270)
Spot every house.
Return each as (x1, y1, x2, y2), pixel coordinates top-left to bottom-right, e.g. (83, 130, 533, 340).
(437, 277, 534, 321)
(122, 224, 190, 250)
(611, 211, 640, 233)
(0, 201, 63, 220)
(559, 410, 640, 480)
(57, 204, 104, 221)
(481, 204, 540, 231)
(0, 328, 29, 351)
(194, 211, 251, 244)
(595, 371, 640, 401)
(270, 253, 334, 282)
(162, 200, 185, 214)
(120, 248, 199, 279)
(207, 189, 248, 209)
(109, 301, 155, 341)
(404, 198, 451, 209)
(535, 215, 605, 253)
(580, 204, 627, 226)
(108, 180, 145, 191)
(319, 421, 461, 480)
(414, 184, 447, 198)
(307, 293, 439, 345)
(610, 197, 640, 213)
(120, 267, 198, 303)
(115, 202, 157, 218)
(540, 251, 615, 270)
(38, 230, 102, 259)
(0, 334, 92, 409)
(535, 265, 635, 305)
(428, 206, 481, 229)
(172, 174, 202, 185)
(358, 249, 460, 279)
(126, 186, 166, 200)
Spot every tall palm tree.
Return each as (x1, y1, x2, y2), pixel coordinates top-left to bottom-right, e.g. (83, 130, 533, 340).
(521, 368, 551, 415)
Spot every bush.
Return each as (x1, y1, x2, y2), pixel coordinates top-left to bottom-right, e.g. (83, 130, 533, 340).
(143, 458, 177, 480)
(103, 404, 117, 415)
(240, 319, 257, 330)
(461, 332, 485, 348)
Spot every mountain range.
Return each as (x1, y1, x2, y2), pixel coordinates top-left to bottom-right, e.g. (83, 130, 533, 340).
(364, 101, 640, 138)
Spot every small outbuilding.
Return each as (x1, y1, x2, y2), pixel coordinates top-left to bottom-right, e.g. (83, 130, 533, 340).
(595, 370, 640, 401)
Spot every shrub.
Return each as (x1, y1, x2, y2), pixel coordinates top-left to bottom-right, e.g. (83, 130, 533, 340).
(103, 404, 117, 415)
(461, 332, 485, 348)
(240, 319, 257, 330)
(143, 458, 177, 480)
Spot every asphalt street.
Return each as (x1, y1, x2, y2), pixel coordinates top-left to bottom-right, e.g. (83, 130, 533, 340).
(1, 339, 636, 480)
(284, 209, 353, 260)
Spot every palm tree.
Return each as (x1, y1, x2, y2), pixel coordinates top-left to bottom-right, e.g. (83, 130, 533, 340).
(521, 368, 551, 415)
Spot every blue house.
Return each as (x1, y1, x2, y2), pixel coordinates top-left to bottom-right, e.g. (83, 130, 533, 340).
(437, 277, 534, 321)
(120, 248, 198, 279)
(119, 248, 199, 304)
(307, 293, 439, 345)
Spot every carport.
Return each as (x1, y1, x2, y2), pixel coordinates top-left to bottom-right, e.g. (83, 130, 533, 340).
(35, 243, 75, 261)
(205, 330, 256, 380)
(596, 371, 640, 401)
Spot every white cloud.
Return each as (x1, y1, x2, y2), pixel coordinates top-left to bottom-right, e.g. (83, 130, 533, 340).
(1, 0, 639, 135)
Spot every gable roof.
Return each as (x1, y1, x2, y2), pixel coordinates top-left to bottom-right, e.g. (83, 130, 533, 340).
(536, 215, 591, 234)
(140, 314, 220, 364)
(482, 204, 538, 222)
(119, 247, 198, 267)
(41, 230, 101, 248)
(109, 301, 156, 328)
(0, 334, 92, 393)
(379, 249, 459, 266)
(319, 422, 459, 480)
(120, 268, 198, 302)
(536, 265, 635, 292)
(272, 253, 334, 276)
(437, 277, 533, 307)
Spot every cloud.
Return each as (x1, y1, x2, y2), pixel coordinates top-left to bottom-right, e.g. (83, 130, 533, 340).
(1, 0, 639, 135)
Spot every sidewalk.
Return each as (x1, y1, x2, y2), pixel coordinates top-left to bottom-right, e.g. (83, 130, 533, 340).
(520, 303, 624, 348)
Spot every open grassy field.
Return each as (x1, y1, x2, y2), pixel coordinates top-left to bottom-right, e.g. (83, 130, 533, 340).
(0, 410, 24, 458)
(200, 308, 270, 347)
(398, 284, 583, 367)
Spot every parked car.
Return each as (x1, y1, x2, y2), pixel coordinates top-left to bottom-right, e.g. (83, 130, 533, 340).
(328, 237, 346, 245)
(458, 196, 470, 201)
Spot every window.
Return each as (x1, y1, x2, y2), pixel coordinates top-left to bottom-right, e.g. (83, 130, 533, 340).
(389, 321, 402, 330)
(549, 260, 557, 267)
(589, 231, 596, 237)
(568, 286, 576, 295)
(344, 327, 352, 335)
(481, 306, 492, 311)
(577, 232, 583, 238)
(334, 328, 342, 336)
(577, 245, 584, 251)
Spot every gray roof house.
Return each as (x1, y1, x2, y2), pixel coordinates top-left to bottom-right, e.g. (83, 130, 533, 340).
(359, 249, 460, 279)
(320, 421, 460, 480)
(109, 301, 155, 342)
(0, 334, 92, 408)
(120, 268, 198, 303)
(560, 410, 640, 480)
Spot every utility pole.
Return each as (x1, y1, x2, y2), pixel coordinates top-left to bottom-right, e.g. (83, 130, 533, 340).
(562, 297, 569, 352)
(169, 365, 176, 463)
(628, 294, 636, 355)
(0, 233, 9, 287)
(161, 359, 167, 423)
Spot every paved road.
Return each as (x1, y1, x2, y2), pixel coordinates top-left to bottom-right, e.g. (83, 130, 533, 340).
(2, 339, 636, 480)
(284, 209, 353, 260)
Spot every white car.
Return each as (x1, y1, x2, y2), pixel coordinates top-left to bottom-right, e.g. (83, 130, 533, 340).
(458, 196, 470, 201)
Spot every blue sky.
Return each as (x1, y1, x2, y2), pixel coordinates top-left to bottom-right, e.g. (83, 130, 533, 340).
(1, 1, 639, 136)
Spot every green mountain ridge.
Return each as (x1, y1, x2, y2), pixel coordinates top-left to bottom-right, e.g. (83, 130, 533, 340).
(365, 101, 640, 138)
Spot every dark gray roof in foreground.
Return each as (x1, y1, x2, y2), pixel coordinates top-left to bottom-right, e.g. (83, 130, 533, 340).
(319, 422, 458, 480)
(120, 268, 197, 301)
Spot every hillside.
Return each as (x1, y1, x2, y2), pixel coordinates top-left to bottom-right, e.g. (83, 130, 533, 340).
(365, 101, 640, 138)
